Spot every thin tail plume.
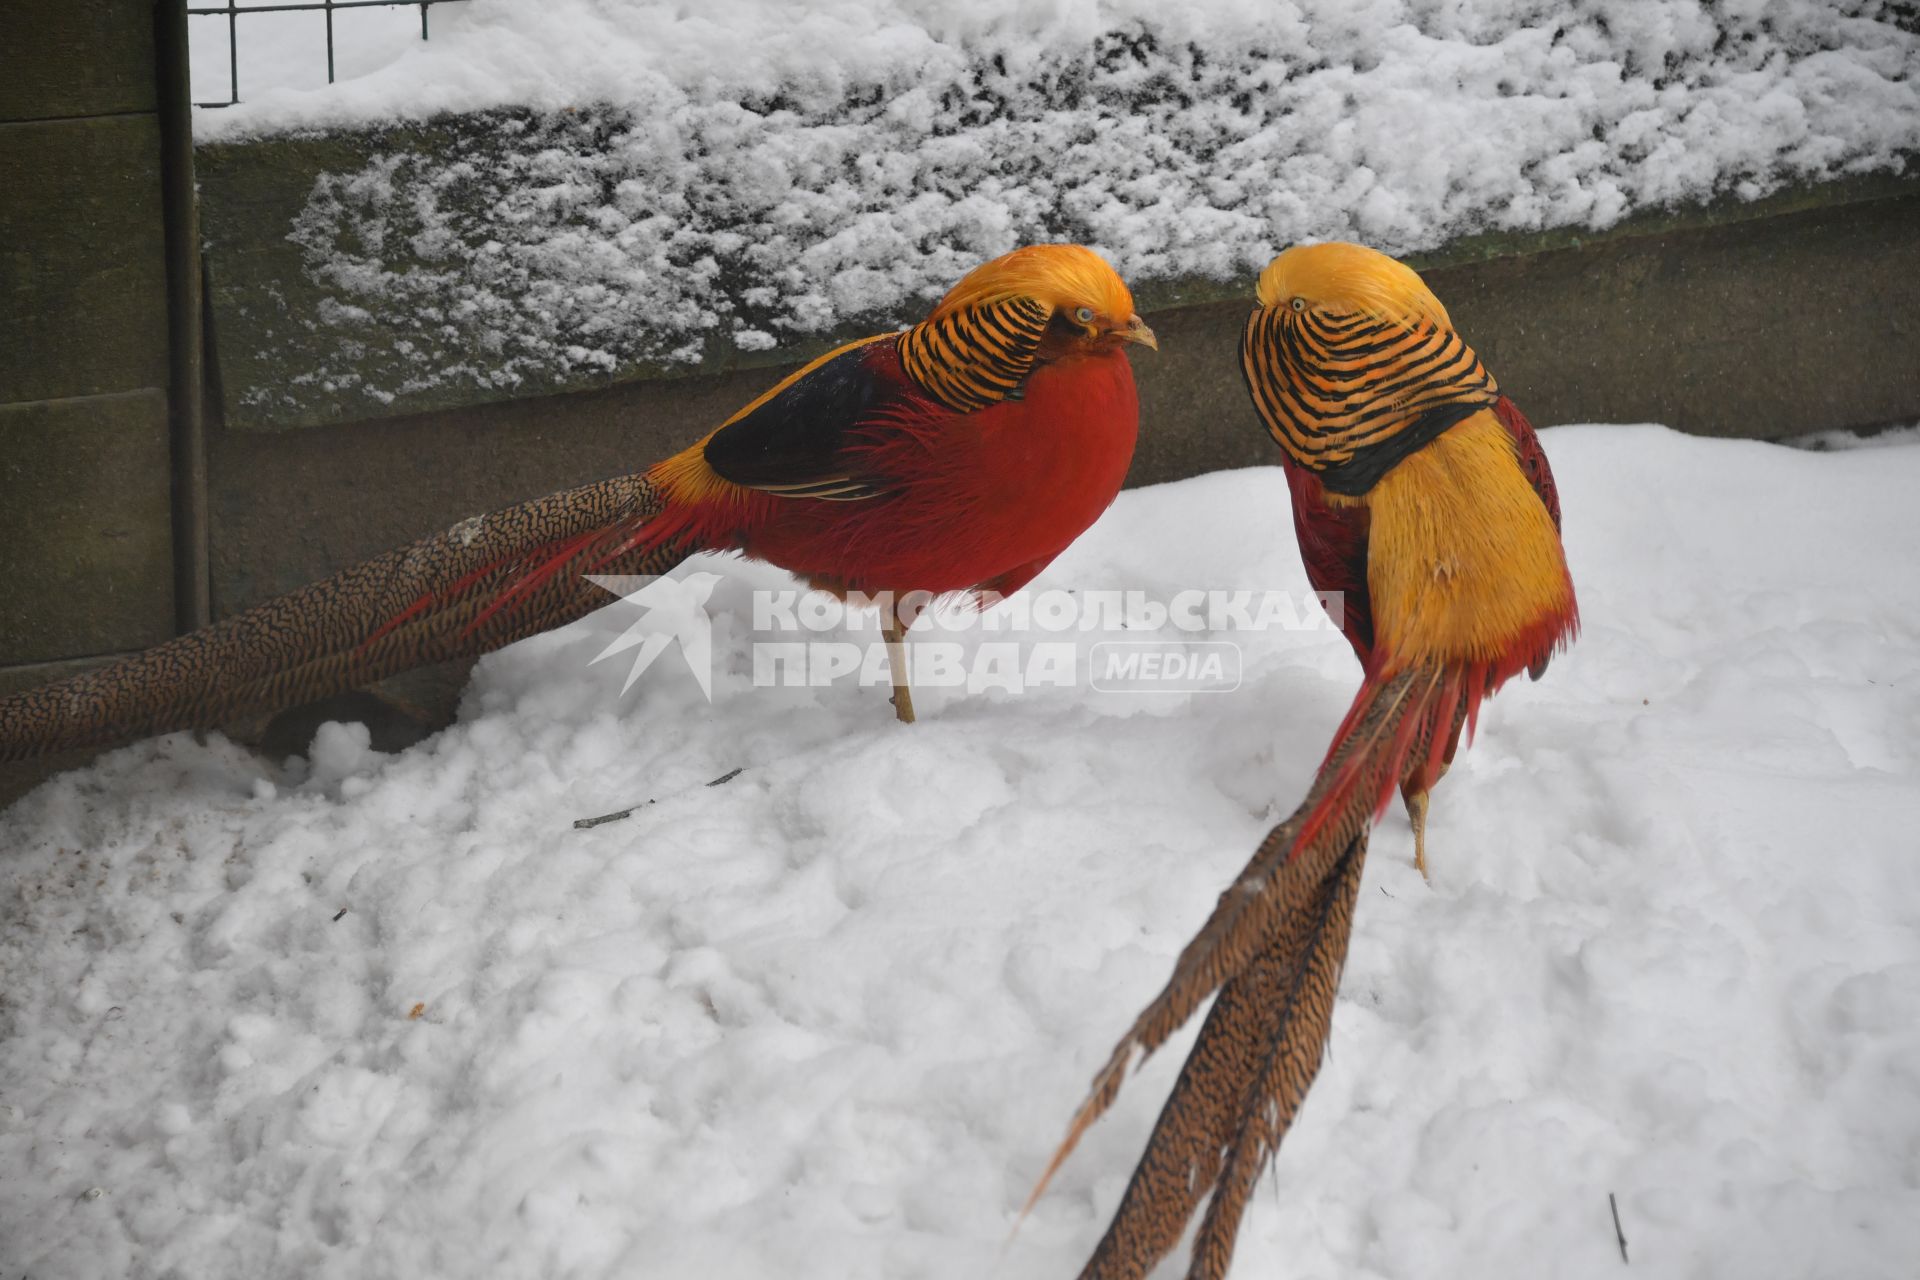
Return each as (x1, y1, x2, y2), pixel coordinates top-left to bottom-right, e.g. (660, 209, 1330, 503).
(1028, 665, 1457, 1280)
(0, 474, 682, 762)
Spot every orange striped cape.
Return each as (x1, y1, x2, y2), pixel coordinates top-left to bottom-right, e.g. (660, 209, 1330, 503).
(1241, 302, 1498, 495)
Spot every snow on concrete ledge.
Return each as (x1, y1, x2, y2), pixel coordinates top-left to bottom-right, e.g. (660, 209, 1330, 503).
(194, 2, 1920, 419)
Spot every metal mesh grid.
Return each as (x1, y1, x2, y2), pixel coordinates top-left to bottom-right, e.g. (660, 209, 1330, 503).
(188, 1, 472, 108)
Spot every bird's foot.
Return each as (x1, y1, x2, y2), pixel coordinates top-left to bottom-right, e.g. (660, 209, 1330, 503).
(882, 614, 916, 724)
(1406, 788, 1431, 882)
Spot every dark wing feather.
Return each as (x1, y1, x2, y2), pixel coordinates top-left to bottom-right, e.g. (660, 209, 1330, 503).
(1284, 462, 1375, 664)
(1491, 394, 1564, 678)
(702, 336, 909, 502)
(1493, 394, 1562, 529)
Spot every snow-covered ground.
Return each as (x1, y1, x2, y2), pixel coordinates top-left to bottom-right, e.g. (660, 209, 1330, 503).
(3, 425, 1918, 1279)
(191, 2, 1920, 395)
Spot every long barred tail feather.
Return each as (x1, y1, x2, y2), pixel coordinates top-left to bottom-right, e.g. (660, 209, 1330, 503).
(1029, 665, 1454, 1280)
(1079, 833, 1368, 1280)
(1166, 836, 1367, 1280)
(0, 474, 683, 762)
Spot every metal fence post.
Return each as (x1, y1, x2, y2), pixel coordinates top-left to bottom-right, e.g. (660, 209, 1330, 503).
(155, 0, 211, 631)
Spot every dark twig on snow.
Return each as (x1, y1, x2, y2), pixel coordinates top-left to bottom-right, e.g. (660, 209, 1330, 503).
(572, 767, 744, 829)
(1609, 1191, 1629, 1263)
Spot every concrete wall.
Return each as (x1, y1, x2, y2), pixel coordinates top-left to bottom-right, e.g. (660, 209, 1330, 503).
(0, 1, 205, 802)
(0, 2, 177, 670)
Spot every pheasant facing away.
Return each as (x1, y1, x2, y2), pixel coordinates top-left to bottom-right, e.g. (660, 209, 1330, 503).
(0, 245, 1155, 762)
(1028, 242, 1577, 1279)
(1249, 251, 1568, 879)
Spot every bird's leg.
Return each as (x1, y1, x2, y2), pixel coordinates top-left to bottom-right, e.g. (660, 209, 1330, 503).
(1401, 694, 1469, 880)
(1402, 782, 1432, 881)
(1400, 762, 1448, 881)
(881, 610, 915, 724)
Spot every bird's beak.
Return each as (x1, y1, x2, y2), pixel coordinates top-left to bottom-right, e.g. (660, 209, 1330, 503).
(1117, 314, 1159, 351)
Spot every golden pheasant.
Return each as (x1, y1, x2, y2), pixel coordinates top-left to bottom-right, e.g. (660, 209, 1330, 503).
(1029, 242, 1577, 1279)
(0, 245, 1155, 762)
(1247, 247, 1568, 877)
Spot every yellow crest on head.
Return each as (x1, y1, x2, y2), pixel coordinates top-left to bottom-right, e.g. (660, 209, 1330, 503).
(1254, 242, 1451, 330)
(932, 244, 1135, 327)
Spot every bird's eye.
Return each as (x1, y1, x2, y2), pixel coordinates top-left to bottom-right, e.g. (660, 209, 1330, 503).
(1290, 297, 1307, 313)
(1073, 306, 1096, 325)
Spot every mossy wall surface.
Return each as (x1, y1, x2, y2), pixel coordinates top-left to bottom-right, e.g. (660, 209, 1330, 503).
(196, 113, 1919, 435)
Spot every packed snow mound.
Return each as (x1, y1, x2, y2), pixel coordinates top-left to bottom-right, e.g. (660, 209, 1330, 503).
(4, 425, 1919, 1278)
(199, 1, 1920, 394)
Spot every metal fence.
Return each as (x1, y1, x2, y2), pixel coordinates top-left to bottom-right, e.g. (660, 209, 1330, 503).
(189, 0, 473, 108)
